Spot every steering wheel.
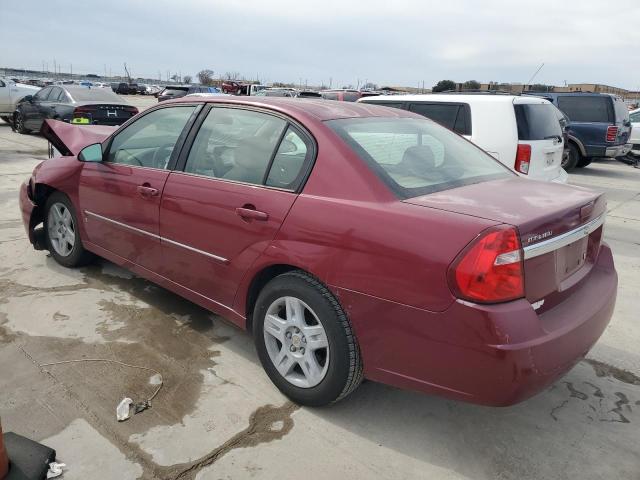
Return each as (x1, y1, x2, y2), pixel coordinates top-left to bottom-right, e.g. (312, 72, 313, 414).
(152, 143, 175, 169)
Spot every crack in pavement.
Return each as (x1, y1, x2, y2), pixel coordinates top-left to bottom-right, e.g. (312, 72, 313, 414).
(550, 400, 569, 421)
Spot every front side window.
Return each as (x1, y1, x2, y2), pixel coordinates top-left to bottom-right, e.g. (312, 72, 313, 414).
(630, 111, 640, 123)
(34, 87, 52, 101)
(328, 117, 511, 199)
(107, 106, 196, 169)
(557, 96, 612, 123)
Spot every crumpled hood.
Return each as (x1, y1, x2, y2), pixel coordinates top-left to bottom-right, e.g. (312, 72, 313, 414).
(41, 119, 117, 156)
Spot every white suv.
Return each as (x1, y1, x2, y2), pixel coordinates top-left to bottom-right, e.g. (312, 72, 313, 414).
(359, 94, 568, 183)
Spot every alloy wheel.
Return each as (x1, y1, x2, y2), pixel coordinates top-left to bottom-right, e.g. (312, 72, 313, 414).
(263, 296, 329, 388)
(47, 202, 75, 257)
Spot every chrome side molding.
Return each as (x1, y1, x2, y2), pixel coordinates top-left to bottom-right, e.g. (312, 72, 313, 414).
(84, 210, 229, 264)
(522, 213, 605, 260)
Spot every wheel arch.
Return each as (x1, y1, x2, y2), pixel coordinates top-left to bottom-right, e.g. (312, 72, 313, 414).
(243, 263, 308, 335)
(567, 135, 587, 157)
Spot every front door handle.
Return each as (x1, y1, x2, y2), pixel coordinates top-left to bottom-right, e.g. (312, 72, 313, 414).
(137, 184, 159, 198)
(236, 206, 269, 221)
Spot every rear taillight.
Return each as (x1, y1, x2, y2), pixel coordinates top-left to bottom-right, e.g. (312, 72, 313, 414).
(606, 126, 618, 142)
(514, 144, 531, 175)
(448, 225, 524, 304)
(126, 107, 139, 116)
(73, 106, 92, 116)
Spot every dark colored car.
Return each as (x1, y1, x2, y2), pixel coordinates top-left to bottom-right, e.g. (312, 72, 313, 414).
(320, 90, 362, 102)
(20, 98, 616, 407)
(157, 86, 218, 102)
(115, 83, 130, 95)
(13, 86, 138, 133)
(525, 92, 632, 169)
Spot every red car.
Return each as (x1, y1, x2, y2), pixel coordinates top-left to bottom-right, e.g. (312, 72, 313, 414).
(20, 98, 617, 407)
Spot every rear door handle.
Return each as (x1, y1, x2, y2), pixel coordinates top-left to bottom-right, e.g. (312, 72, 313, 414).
(137, 184, 159, 198)
(236, 206, 269, 221)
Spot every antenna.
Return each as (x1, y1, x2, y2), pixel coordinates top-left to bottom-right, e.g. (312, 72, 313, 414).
(524, 63, 544, 91)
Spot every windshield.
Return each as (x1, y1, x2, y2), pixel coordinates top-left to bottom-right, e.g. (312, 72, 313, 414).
(327, 117, 512, 198)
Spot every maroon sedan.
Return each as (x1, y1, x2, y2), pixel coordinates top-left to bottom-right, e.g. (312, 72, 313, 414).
(20, 98, 617, 407)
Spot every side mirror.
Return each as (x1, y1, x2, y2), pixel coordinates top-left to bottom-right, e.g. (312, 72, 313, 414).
(23, 95, 33, 103)
(78, 143, 103, 162)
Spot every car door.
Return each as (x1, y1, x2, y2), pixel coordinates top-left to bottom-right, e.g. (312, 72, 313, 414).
(21, 86, 52, 129)
(0, 79, 10, 113)
(39, 87, 65, 122)
(78, 104, 199, 270)
(159, 105, 315, 308)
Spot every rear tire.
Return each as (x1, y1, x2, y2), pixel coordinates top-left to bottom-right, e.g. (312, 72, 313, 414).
(563, 143, 581, 171)
(44, 192, 94, 268)
(253, 271, 363, 406)
(576, 156, 593, 168)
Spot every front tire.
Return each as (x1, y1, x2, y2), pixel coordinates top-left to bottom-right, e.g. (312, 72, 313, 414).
(13, 111, 30, 134)
(576, 156, 593, 168)
(254, 271, 363, 406)
(44, 192, 94, 267)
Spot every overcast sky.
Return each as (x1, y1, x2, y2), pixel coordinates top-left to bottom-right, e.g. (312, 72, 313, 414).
(2, 0, 639, 89)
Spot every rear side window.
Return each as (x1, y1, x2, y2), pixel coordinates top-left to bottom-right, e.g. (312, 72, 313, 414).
(514, 103, 563, 140)
(184, 107, 313, 190)
(322, 92, 339, 100)
(327, 117, 511, 198)
(342, 92, 361, 102)
(557, 96, 612, 123)
(407, 103, 471, 135)
(362, 101, 406, 111)
(613, 98, 630, 123)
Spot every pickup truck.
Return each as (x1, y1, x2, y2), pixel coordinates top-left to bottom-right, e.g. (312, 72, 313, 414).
(0, 78, 40, 123)
(524, 92, 632, 170)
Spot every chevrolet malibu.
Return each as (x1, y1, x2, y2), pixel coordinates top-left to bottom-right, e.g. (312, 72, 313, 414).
(19, 98, 617, 407)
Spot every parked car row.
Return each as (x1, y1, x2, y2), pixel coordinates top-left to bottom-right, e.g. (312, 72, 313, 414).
(12, 85, 138, 133)
(359, 91, 632, 174)
(20, 96, 617, 408)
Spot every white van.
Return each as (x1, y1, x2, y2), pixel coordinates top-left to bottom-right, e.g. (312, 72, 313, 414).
(359, 94, 568, 183)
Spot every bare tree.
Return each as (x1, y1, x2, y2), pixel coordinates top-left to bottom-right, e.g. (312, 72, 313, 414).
(224, 71, 241, 80)
(183, 75, 192, 84)
(197, 69, 215, 85)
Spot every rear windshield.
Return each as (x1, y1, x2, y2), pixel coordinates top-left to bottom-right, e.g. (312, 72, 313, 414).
(514, 103, 563, 140)
(557, 96, 612, 123)
(327, 117, 512, 199)
(66, 88, 122, 101)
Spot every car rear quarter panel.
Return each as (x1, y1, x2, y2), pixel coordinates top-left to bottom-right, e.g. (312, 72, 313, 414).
(236, 124, 499, 315)
(469, 101, 517, 164)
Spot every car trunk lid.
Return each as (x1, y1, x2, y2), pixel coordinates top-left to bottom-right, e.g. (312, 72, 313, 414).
(404, 177, 606, 309)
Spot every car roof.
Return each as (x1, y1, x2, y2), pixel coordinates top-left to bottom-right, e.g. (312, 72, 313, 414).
(360, 94, 557, 107)
(164, 97, 419, 121)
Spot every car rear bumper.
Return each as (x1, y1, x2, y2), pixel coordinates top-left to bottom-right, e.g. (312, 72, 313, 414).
(550, 168, 569, 184)
(604, 143, 632, 157)
(336, 243, 617, 406)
